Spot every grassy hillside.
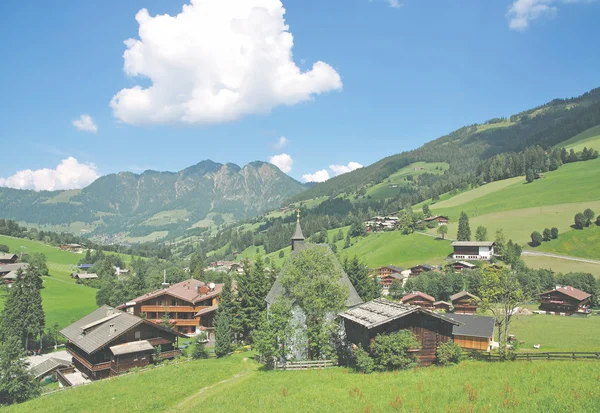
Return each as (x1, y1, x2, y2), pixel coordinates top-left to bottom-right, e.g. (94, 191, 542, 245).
(366, 162, 449, 200)
(522, 255, 600, 277)
(562, 124, 600, 152)
(537, 226, 600, 260)
(8, 352, 600, 412)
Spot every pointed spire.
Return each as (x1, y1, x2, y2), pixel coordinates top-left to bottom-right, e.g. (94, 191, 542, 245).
(291, 209, 305, 251)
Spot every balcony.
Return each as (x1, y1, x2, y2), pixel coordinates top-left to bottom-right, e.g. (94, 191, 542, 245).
(141, 305, 196, 313)
(67, 347, 110, 372)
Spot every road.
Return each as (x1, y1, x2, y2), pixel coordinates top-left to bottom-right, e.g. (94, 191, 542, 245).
(521, 250, 600, 265)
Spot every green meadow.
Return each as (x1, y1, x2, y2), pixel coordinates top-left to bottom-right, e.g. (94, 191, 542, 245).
(561, 124, 600, 152)
(7, 352, 600, 413)
(537, 225, 600, 260)
(366, 162, 449, 200)
(522, 255, 600, 277)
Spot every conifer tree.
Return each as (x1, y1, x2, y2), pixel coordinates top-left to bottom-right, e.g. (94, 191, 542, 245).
(457, 212, 471, 241)
(343, 255, 380, 301)
(0, 337, 40, 405)
(475, 226, 488, 242)
(214, 311, 232, 357)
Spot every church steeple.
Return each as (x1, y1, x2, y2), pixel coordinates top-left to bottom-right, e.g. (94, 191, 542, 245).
(291, 209, 305, 251)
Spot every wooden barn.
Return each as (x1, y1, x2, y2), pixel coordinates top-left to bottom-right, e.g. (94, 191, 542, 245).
(340, 299, 459, 366)
(433, 301, 451, 312)
(451, 291, 480, 314)
(401, 291, 435, 308)
(444, 313, 495, 351)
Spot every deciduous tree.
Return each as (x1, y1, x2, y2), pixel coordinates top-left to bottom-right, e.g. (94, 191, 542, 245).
(542, 228, 552, 242)
(0, 337, 40, 405)
(574, 213, 586, 229)
(551, 227, 559, 239)
(583, 209, 595, 227)
(530, 231, 542, 247)
(437, 225, 448, 240)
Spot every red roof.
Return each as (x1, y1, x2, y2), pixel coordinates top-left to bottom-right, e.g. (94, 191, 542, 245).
(123, 279, 223, 306)
(540, 286, 591, 302)
(401, 291, 435, 303)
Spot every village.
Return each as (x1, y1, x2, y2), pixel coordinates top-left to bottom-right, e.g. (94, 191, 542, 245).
(5, 214, 594, 393)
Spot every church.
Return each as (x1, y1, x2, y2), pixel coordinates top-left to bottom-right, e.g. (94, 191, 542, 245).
(265, 213, 363, 360)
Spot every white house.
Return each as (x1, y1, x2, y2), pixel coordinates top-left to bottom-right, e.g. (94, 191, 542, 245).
(451, 241, 495, 261)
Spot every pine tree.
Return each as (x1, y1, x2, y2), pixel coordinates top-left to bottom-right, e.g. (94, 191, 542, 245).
(475, 226, 488, 242)
(343, 256, 380, 301)
(214, 311, 232, 357)
(236, 258, 270, 342)
(457, 212, 471, 241)
(0, 337, 40, 405)
(495, 229, 506, 258)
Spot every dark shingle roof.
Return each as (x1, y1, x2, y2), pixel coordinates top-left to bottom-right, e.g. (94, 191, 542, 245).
(451, 241, 495, 247)
(60, 305, 144, 355)
(292, 219, 305, 240)
(31, 358, 72, 380)
(539, 286, 591, 301)
(401, 291, 436, 303)
(265, 244, 362, 308)
(444, 313, 495, 339)
(450, 291, 479, 302)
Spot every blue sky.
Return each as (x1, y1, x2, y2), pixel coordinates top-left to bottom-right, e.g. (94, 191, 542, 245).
(0, 0, 599, 189)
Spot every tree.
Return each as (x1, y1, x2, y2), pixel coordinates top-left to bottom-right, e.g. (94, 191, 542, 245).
(475, 226, 488, 242)
(436, 340, 463, 366)
(530, 231, 542, 247)
(370, 331, 420, 371)
(214, 311, 232, 357)
(479, 267, 526, 361)
(278, 250, 284, 259)
(253, 299, 293, 368)
(422, 204, 430, 217)
(574, 213, 586, 229)
(344, 233, 351, 249)
(583, 209, 595, 227)
(542, 228, 552, 242)
(279, 246, 349, 360)
(494, 229, 506, 258)
(596, 216, 600, 227)
(525, 168, 535, 183)
(343, 255, 380, 302)
(388, 279, 404, 300)
(0, 244, 9, 253)
(457, 212, 471, 241)
(237, 258, 271, 342)
(160, 310, 174, 332)
(24, 253, 49, 277)
(191, 332, 209, 359)
(153, 345, 162, 364)
(437, 225, 448, 240)
(0, 336, 40, 405)
(551, 227, 559, 239)
(0, 268, 45, 350)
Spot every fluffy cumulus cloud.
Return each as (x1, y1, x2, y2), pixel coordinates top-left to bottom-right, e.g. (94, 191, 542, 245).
(329, 161, 363, 176)
(0, 157, 100, 191)
(110, 0, 342, 125)
(301, 169, 330, 183)
(507, 0, 590, 30)
(273, 136, 288, 150)
(302, 161, 362, 182)
(72, 114, 98, 133)
(269, 153, 293, 173)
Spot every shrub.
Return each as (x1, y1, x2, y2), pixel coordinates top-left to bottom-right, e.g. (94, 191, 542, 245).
(0, 244, 9, 253)
(551, 227, 559, 239)
(574, 213, 585, 229)
(436, 340, 463, 366)
(530, 231, 542, 246)
(191, 333, 209, 359)
(353, 346, 375, 374)
(542, 228, 552, 242)
(371, 331, 420, 371)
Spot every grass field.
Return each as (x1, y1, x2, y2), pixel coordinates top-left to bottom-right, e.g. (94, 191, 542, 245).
(7, 352, 600, 412)
(561, 124, 600, 152)
(339, 232, 451, 269)
(522, 255, 600, 277)
(123, 231, 170, 243)
(143, 209, 190, 226)
(510, 314, 600, 352)
(536, 225, 600, 260)
(366, 162, 449, 200)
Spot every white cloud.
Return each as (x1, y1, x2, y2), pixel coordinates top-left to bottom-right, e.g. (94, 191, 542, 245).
(0, 157, 100, 191)
(72, 114, 98, 133)
(110, 0, 343, 125)
(507, 0, 590, 30)
(269, 153, 293, 173)
(329, 161, 363, 176)
(273, 136, 288, 150)
(386, 0, 403, 8)
(302, 169, 330, 183)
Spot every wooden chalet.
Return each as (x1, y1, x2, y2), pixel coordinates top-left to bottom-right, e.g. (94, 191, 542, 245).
(445, 313, 495, 351)
(450, 291, 480, 314)
(0, 263, 28, 285)
(433, 301, 451, 312)
(373, 265, 408, 288)
(451, 241, 495, 261)
(59, 243, 84, 253)
(60, 305, 180, 380)
(73, 273, 98, 280)
(538, 286, 592, 315)
(0, 253, 18, 264)
(450, 261, 477, 272)
(340, 299, 459, 366)
(410, 264, 435, 276)
(118, 279, 223, 337)
(401, 291, 435, 308)
(30, 357, 72, 382)
(424, 216, 449, 225)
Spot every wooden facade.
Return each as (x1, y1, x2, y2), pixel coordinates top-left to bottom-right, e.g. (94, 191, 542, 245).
(401, 292, 435, 308)
(451, 291, 479, 314)
(538, 286, 591, 315)
(453, 335, 490, 351)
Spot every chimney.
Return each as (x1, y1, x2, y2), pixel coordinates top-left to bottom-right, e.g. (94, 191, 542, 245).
(161, 269, 169, 289)
(199, 285, 209, 295)
(109, 323, 116, 336)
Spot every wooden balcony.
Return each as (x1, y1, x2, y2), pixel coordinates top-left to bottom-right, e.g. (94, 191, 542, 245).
(67, 347, 111, 372)
(174, 319, 200, 327)
(159, 349, 181, 359)
(141, 305, 197, 313)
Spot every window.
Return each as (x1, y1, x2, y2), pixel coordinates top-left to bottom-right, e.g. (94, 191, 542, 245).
(172, 299, 176, 306)
(135, 331, 141, 340)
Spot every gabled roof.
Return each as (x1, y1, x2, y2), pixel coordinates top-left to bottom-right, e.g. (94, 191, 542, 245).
(380, 265, 404, 273)
(450, 291, 479, 302)
(444, 313, 495, 339)
(265, 244, 362, 308)
(195, 305, 218, 317)
(453, 261, 476, 268)
(411, 264, 435, 271)
(0, 253, 18, 261)
(451, 241, 495, 247)
(0, 263, 28, 274)
(339, 299, 460, 329)
(74, 273, 98, 279)
(123, 279, 223, 306)
(433, 301, 451, 307)
(31, 358, 72, 380)
(539, 286, 591, 301)
(401, 291, 435, 303)
(110, 340, 154, 356)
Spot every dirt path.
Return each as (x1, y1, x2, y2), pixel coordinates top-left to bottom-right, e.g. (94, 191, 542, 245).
(522, 250, 600, 265)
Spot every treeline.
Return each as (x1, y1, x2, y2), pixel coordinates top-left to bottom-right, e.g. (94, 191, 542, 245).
(476, 145, 598, 184)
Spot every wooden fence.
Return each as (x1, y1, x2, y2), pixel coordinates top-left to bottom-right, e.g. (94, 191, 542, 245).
(274, 360, 335, 370)
(463, 350, 600, 362)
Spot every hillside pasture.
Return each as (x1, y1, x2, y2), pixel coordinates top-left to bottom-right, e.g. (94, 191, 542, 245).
(561, 124, 600, 152)
(522, 255, 600, 277)
(366, 162, 449, 200)
(536, 225, 600, 260)
(143, 209, 190, 226)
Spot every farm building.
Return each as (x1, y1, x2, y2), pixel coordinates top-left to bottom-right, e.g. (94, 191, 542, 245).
(373, 265, 410, 287)
(424, 216, 449, 225)
(450, 291, 480, 314)
(401, 291, 435, 308)
(59, 244, 84, 253)
(118, 279, 223, 337)
(451, 241, 495, 260)
(0, 253, 18, 264)
(340, 299, 459, 366)
(538, 286, 592, 315)
(0, 263, 28, 284)
(444, 313, 495, 351)
(379, 272, 407, 290)
(410, 264, 435, 276)
(30, 357, 72, 382)
(433, 301, 451, 312)
(72, 273, 98, 280)
(450, 261, 477, 272)
(60, 305, 180, 380)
